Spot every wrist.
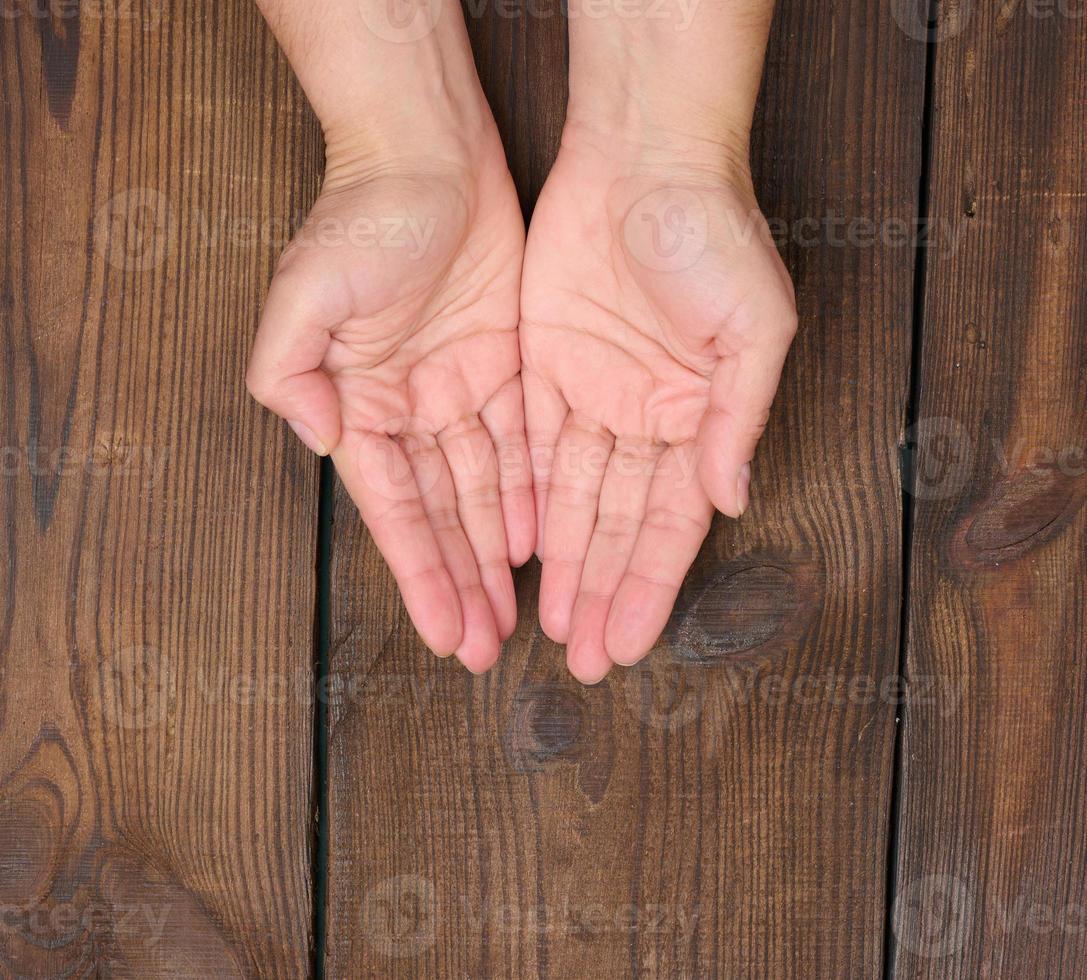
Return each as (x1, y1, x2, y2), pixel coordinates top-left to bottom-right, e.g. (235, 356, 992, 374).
(559, 116, 755, 196)
(321, 93, 500, 193)
(319, 33, 497, 182)
(258, 0, 498, 187)
(565, 60, 756, 171)
(564, 0, 774, 186)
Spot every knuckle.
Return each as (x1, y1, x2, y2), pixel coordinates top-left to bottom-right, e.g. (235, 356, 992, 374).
(427, 506, 461, 534)
(749, 407, 772, 435)
(594, 511, 638, 539)
(457, 483, 501, 509)
(716, 402, 770, 439)
(549, 481, 598, 507)
(769, 287, 800, 340)
(244, 366, 274, 406)
(780, 305, 799, 340)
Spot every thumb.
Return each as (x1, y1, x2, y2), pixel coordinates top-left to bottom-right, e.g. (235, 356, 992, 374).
(246, 264, 343, 456)
(696, 305, 797, 517)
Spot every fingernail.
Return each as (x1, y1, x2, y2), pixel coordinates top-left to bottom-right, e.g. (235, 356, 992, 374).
(736, 463, 751, 516)
(287, 420, 328, 456)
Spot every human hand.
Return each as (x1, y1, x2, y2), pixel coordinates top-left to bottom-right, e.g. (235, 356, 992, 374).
(247, 136, 534, 673)
(520, 127, 797, 683)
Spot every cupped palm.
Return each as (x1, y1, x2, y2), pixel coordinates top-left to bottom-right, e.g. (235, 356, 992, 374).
(247, 148, 534, 672)
(520, 137, 797, 683)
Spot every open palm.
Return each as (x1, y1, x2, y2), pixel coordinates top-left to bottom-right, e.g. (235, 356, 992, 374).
(520, 139, 798, 683)
(247, 151, 534, 672)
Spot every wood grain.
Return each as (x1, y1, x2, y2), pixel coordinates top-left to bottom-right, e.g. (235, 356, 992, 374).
(326, 0, 926, 976)
(0, 1, 320, 974)
(892, 4, 1087, 977)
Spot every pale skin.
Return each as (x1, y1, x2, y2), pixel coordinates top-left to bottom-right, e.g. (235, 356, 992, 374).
(249, 0, 796, 681)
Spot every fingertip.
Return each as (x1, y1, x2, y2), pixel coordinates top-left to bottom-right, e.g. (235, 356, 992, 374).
(319, 417, 343, 456)
(249, 364, 341, 453)
(539, 591, 573, 643)
(511, 547, 533, 570)
(453, 588, 502, 674)
(567, 633, 612, 685)
(530, 479, 549, 562)
(460, 644, 501, 674)
(539, 609, 570, 645)
(456, 634, 501, 674)
(604, 598, 657, 668)
(480, 564, 518, 642)
(407, 569, 463, 657)
(565, 596, 614, 684)
(504, 496, 537, 568)
(539, 564, 576, 644)
(287, 419, 329, 457)
(697, 441, 742, 518)
(568, 654, 612, 686)
(736, 461, 751, 516)
(607, 643, 650, 668)
(508, 524, 536, 569)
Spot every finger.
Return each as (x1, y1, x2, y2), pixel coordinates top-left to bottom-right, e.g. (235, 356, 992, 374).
(566, 440, 661, 685)
(539, 414, 614, 643)
(247, 265, 344, 455)
(438, 415, 517, 643)
(480, 377, 536, 568)
(521, 368, 569, 558)
(330, 431, 462, 657)
(402, 434, 502, 673)
(697, 309, 797, 517)
(605, 444, 713, 667)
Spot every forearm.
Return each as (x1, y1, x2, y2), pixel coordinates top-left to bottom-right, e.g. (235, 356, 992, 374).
(255, 0, 491, 178)
(565, 0, 776, 173)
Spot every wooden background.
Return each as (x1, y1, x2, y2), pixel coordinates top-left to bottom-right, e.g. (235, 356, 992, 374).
(1, 0, 1084, 977)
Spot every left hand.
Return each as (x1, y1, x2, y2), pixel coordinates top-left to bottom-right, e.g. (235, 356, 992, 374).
(520, 127, 798, 683)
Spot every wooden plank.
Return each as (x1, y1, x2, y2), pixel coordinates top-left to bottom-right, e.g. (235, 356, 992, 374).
(0, 2, 319, 974)
(892, 5, 1087, 977)
(326, 0, 925, 974)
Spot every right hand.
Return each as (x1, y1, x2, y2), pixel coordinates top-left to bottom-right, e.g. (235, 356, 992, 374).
(246, 139, 534, 673)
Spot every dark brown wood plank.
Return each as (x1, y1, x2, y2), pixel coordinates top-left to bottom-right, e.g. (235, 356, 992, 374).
(0, 2, 320, 974)
(893, 5, 1087, 977)
(326, 0, 925, 975)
